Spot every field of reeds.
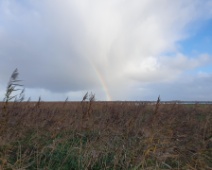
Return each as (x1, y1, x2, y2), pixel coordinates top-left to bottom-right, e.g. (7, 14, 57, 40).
(0, 69, 212, 169)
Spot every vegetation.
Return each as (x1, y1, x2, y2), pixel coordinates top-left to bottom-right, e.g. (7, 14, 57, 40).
(0, 69, 211, 169)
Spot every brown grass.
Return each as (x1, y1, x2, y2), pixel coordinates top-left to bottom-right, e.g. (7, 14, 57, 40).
(0, 100, 211, 169)
(0, 69, 211, 169)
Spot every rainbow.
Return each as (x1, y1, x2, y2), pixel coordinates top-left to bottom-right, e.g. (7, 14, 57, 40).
(89, 61, 112, 101)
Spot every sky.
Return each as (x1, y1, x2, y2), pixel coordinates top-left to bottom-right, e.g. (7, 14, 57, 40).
(0, 0, 212, 101)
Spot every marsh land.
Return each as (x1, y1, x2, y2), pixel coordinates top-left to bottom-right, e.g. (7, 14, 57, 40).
(0, 100, 211, 169)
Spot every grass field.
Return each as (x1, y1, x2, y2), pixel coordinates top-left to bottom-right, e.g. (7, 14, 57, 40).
(0, 100, 212, 170)
(0, 70, 211, 169)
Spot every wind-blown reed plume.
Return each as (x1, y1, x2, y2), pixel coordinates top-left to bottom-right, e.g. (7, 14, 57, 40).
(3, 69, 23, 111)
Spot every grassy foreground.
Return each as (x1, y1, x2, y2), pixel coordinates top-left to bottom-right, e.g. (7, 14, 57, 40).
(0, 100, 212, 170)
(0, 69, 211, 169)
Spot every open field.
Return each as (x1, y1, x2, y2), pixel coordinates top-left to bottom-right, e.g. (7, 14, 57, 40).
(0, 99, 212, 169)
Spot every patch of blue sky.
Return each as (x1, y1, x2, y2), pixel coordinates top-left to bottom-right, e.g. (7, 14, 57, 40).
(179, 19, 212, 57)
(185, 66, 212, 76)
(185, 56, 212, 74)
(195, 64, 212, 74)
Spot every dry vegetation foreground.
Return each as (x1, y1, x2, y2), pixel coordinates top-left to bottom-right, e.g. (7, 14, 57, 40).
(0, 100, 212, 170)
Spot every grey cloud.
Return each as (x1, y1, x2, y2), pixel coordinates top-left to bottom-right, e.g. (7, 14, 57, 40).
(125, 73, 212, 101)
(0, 0, 212, 100)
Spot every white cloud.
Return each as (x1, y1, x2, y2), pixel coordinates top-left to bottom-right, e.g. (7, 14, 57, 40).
(0, 0, 212, 100)
(125, 53, 211, 84)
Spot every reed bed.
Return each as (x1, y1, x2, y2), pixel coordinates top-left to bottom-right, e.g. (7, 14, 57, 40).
(0, 70, 211, 169)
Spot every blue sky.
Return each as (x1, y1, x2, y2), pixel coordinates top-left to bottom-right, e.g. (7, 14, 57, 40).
(0, 0, 212, 101)
(179, 19, 212, 74)
(180, 19, 212, 56)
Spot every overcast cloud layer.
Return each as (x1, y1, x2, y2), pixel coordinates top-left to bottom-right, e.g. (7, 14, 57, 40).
(0, 0, 212, 101)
